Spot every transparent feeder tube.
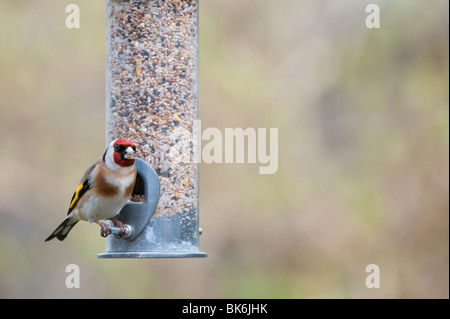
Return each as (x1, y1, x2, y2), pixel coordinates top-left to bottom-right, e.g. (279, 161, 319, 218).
(101, 0, 205, 258)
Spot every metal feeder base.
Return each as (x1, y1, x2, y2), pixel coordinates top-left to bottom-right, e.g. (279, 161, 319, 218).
(98, 251, 207, 258)
(98, 209, 207, 259)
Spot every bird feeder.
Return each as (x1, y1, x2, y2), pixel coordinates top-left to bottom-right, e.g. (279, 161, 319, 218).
(98, 0, 206, 258)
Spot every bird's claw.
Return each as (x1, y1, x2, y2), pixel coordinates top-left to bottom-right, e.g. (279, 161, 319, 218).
(114, 225, 127, 239)
(108, 218, 127, 239)
(100, 225, 112, 238)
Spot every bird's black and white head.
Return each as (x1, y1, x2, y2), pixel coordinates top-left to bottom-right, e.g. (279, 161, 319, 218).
(104, 138, 136, 171)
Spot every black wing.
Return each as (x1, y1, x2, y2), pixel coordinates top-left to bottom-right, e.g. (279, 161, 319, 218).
(67, 178, 91, 215)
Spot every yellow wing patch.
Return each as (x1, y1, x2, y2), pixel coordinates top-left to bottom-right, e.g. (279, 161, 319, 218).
(70, 183, 84, 209)
(68, 179, 91, 214)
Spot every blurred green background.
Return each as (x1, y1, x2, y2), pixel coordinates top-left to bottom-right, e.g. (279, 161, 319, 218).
(0, 0, 448, 298)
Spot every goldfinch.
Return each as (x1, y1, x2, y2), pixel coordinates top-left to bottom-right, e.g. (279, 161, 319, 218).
(45, 138, 137, 242)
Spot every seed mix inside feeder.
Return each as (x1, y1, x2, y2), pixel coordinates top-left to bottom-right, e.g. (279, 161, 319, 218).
(99, 0, 206, 258)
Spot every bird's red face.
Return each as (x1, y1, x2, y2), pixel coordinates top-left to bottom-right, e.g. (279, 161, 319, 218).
(112, 138, 136, 167)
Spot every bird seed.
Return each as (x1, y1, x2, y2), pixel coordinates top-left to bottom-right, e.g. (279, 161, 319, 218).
(105, 0, 199, 217)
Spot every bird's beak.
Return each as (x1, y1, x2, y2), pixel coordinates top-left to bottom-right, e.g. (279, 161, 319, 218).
(124, 147, 136, 160)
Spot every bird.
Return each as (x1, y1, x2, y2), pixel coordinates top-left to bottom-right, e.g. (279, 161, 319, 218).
(45, 138, 138, 242)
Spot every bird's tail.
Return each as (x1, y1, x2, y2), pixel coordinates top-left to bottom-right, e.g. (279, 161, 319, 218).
(45, 216, 79, 242)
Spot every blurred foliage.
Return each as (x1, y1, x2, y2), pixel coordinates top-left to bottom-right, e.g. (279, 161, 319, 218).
(0, 0, 448, 298)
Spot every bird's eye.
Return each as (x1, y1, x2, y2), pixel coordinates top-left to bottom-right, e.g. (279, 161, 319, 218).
(114, 144, 122, 152)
